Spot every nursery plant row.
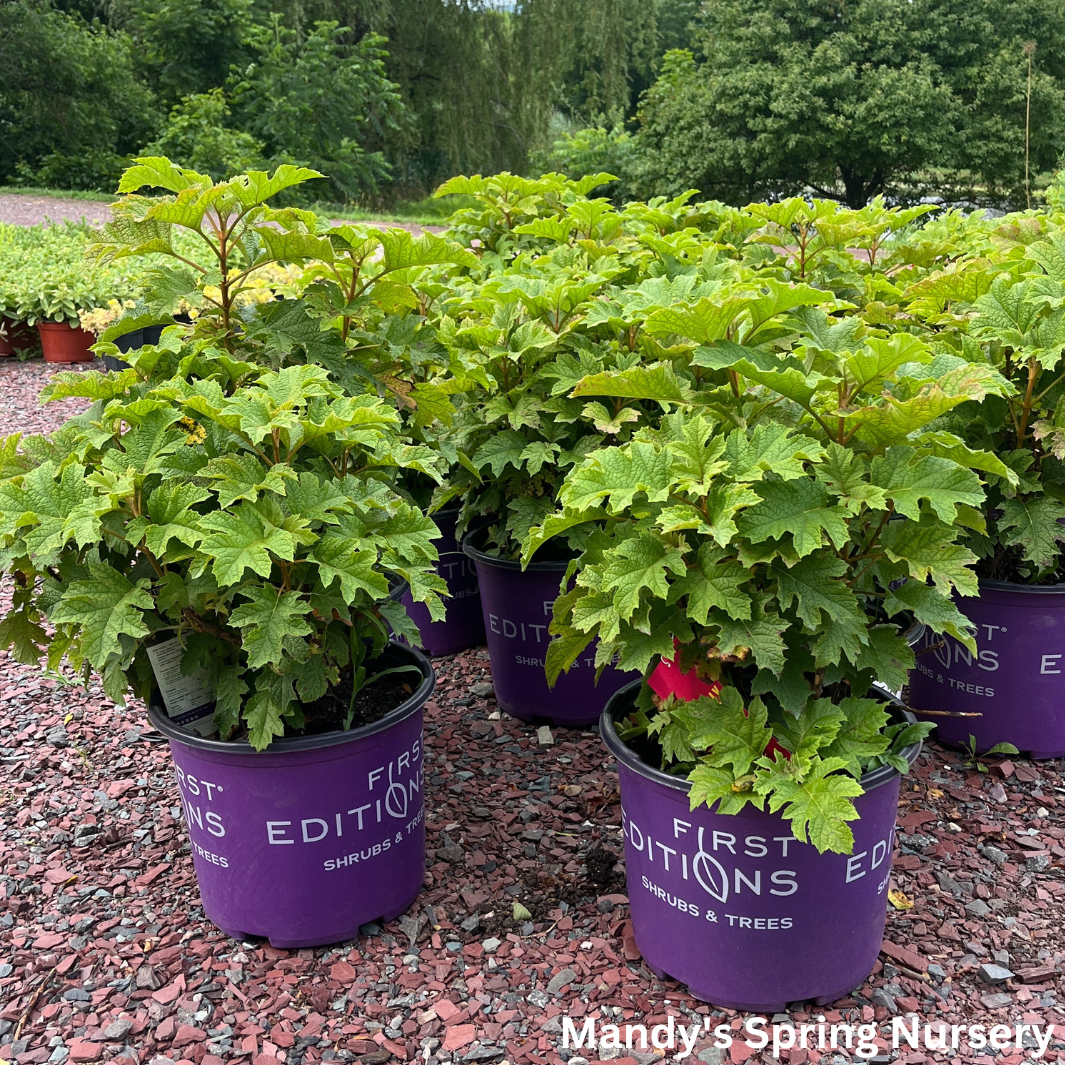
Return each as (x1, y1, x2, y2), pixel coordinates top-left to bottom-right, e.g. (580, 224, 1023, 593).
(0, 159, 1062, 1013)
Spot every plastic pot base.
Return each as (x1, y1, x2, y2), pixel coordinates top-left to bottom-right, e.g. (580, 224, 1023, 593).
(38, 322, 95, 363)
(462, 532, 637, 727)
(400, 509, 484, 657)
(216, 884, 422, 949)
(642, 961, 861, 1013)
(149, 643, 434, 948)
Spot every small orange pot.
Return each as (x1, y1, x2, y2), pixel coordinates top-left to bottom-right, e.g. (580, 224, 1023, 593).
(37, 322, 96, 363)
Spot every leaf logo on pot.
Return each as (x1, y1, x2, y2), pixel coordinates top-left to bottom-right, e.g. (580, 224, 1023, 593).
(385, 762, 409, 819)
(692, 826, 731, 903)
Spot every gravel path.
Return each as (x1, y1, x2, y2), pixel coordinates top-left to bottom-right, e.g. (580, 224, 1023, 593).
(0, 195, 112, 228)
(0, 362, 1064, 1065)
(0, 193, 444, 235)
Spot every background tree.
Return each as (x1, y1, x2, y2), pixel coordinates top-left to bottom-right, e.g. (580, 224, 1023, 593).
(143, 88, 267, 178)
(627, 0, 1065, 208)
(228, 18, 410, 199)
(0, 0, 158, 189)
(267, 0, 667, 191)
(114, 0, 259, 105)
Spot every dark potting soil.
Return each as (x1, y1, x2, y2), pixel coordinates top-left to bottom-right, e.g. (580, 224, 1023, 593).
(475, 845, 626, 938)
(976, 546, 1064, 586)
(584, 842, 627, 895)
(293, 669, 417, 737)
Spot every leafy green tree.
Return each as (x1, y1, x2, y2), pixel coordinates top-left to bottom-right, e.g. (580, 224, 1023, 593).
(113, 0, 259, 105)
(652, 0, 699, 53)
(515, 0, 659, 124)
(228, 18, 411, 201)
(939, 0, 1065, 207)
(0, 0, 157, 189)
(144, 89, 267, 179)
(629, 0, 1065, 208)
(527, 124, 636, 201)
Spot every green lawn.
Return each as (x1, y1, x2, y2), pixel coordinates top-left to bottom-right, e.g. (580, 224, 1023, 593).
(0, 185, 115, 202)
(312, 194, 472, 226)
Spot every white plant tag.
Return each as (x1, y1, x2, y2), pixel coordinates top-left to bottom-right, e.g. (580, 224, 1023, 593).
(146, 637, 216, 737)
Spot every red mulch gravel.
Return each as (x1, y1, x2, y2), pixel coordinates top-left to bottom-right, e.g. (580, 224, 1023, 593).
(1, 361, 1064, 1065)
(0, 358, 98, 435)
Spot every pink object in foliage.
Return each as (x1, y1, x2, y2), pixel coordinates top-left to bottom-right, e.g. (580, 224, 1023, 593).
(648, 647, 791, 761)
(647, 651, 722, 703)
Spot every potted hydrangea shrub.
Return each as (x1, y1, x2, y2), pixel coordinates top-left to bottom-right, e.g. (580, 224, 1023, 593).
(524, 322, 1005, 1009)
(906, 235, 1065, 757)
(435, 189, 824, 724)
(0, 161, 448, 948)
(437, 241, 649, 724)
(96, 157, 482, 659)
(290, 218, 483, 658)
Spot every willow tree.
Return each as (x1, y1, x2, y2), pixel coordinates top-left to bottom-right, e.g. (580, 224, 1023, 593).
(265, 0, 660, 190)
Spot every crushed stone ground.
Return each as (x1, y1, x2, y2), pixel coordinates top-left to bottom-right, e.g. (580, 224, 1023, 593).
(0, 193, 444, 235)
(0, 360, 1063, 1065)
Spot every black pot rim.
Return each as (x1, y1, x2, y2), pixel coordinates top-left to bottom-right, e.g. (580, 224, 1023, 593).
(461, 525, 573, 573)
(600, 679, 921, 797)
(977, 577, 1065, 595)
(147, 641, 434, 754)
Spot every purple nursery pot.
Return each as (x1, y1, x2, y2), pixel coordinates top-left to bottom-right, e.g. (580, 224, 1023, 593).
(400, 508, 485, 657)
(462, 532, 637, 727)
(602, 681, 921, 1012)
(147, 643, 434, 948)
(908, 579, 1065, 759)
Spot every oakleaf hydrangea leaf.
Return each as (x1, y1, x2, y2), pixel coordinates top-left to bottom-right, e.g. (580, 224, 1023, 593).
(689, 764, 764, 815)
(198, 504, 297, 584)
(755, 755, 863, 854)
(725, 423, 824, 482)
(880, 521, 978, 598)
(737, 479, 849, 556)
(602, 534, 687, 619)
(677, 544, 751, 624)
(772, 554, 864, 631)
(687, 688, 771, 778)
(50, 565, 153, 671)
(560, 442, 672, 512)
(997, 496, 1065, 570)
(229, 585, 314, 669)
(870, 447, 983, 523)
(823, 698, 892, 777)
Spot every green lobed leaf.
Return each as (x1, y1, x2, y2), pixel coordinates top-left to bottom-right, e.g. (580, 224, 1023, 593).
(997, 496, 1065, 569)
(755, 755, 864, 854)
(601, 534, 687, 619)
(737, 478, 850, 556)
(229, 585, 315, 670)
(687, 687, 771, 777)
(870, 448, 984, 524)
(50, 565, 154, 671)
(880, 520, 979, 598)
(197, 504, 297, 585)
